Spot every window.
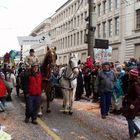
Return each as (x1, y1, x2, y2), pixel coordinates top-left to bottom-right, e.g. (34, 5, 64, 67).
(74, 18, 76, 27)
(65, 37, 67, 48)
(103, 22, 106, 38)
(103, 1, 107, 14)
(77, 15, 80, 27)
(81, 13, 83, 24)
(98, 4, 101, 16)
(71, 35, 73, 47)
(71, 5, 73, 14)
(74, 33, 76, 46)
(77, 32, 79, 45)
(84, 11, 87, 20)
(97, 24, 101, 38)
(109, 0, 112, 12)
(108, 19, 112, 37)
(93, 6, 96, 12)
(80, 31, 83, 44)
(136, 9, 140, 29)
(115, 0, 119, 9)
(68, 36, 70, 48)
(115, 17, 119, 35)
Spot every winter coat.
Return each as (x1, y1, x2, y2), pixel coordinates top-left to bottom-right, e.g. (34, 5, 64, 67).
(123, 80, 140, 119)
(28, 72, 42, 96)
(95, 70, 116, 93)
(0, 79, 6, 97)
(20, 70, 29, 91)
(84, 56, 93, 69)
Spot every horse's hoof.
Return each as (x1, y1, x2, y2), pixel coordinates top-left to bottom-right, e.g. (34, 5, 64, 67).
(63, 111, 66, 114)
(69, 111, 73, 115)
(62, 104, 65, 108)
(46, 110, 51, 113)
(38, 112, 43, 117)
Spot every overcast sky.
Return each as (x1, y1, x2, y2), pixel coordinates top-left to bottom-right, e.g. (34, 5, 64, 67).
(0, 0, 67, 56)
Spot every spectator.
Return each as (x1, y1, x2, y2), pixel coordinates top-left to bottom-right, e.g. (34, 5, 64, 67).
(6, 69, 16, 101)
(24, 63, 42, 125)
(123, 68, 140, 140)
(95, 62, 116, 119)
(0, 73, 6, 111)
(75, 63, 84, 101)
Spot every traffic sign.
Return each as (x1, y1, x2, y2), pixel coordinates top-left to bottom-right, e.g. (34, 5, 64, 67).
(95, 39, 109, 49)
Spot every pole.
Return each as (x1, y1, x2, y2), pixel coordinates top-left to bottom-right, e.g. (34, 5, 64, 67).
(88, 0, 95, 60)
(20, 45, 23, 61)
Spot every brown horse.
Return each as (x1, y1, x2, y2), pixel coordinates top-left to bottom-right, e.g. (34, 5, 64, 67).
(38, 46, 57, 115)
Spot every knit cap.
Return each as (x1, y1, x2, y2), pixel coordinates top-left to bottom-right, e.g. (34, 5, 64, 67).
(130, 68, 138, 77)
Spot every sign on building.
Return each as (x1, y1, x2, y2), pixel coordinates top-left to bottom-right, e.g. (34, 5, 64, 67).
(17, 35, 51, 46)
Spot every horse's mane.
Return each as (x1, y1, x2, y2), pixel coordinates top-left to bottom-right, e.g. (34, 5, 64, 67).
(42, 47, 57, 67)
(42, 49, 53, 67)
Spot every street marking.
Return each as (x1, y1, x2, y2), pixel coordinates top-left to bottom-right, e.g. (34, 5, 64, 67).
(20, 102, 62, 140)
(37, 118, 62, 140)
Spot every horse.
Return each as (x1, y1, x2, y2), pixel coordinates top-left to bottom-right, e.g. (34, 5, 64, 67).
(59, 53, 79, 114)
(38, 46, 57, 115)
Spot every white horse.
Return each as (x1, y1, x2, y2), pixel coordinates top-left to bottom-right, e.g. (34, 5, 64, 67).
(59, 53, 79, 114)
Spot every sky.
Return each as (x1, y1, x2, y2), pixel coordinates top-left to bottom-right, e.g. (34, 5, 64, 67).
(0, 0, 67, 56)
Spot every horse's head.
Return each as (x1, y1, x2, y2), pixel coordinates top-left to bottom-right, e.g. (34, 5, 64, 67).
(42, 46, 57, 69)
(69, 53, 79, 75)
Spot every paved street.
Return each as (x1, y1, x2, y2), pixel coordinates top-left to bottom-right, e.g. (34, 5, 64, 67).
(0, 90, 140, 140)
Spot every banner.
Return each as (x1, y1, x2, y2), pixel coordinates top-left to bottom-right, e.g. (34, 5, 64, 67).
(17, 35, 51, 46)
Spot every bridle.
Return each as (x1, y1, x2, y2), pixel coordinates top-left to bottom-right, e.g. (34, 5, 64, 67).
(61, 56, 79, 81)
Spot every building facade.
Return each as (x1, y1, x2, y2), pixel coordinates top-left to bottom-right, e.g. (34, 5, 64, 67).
(30, 18, 51, 63)
(50, 0, 89, 64)
(29, 0, 140, 64)
(50, 0, 140, 64)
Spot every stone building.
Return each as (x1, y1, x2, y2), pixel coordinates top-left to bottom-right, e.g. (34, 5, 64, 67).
(29, 0, 140, 64)
(30, 18, 51, 63)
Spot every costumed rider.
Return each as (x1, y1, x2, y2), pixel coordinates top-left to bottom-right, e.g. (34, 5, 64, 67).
(24, 49, 39, 68)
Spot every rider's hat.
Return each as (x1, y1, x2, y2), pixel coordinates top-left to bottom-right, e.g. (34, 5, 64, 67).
(29, 49, 35, 53)
(31, 62, 39, 67)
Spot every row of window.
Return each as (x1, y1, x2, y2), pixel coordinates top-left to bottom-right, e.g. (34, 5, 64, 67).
(96, 0, 120, 16)
(51, 10, 88, 37)
(97, 17, 119, 38)
(52, 0, 88, 25)
(53, 29, 86, 51)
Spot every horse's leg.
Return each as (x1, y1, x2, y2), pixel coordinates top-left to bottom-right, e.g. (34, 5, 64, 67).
(62, 89, 66, 109)
(45, 82, 52, 113)
(63, 90, 69, 113)
(69, 88, 76, 115)
(37, 96, 43, 116)
(46, 93, 51, 113)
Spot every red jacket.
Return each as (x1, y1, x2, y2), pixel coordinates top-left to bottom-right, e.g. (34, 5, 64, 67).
(28, 72, 42, 96)
(0, 79, 6, 97)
